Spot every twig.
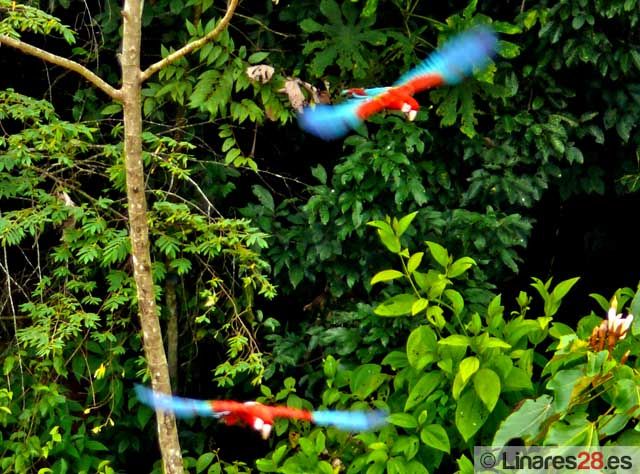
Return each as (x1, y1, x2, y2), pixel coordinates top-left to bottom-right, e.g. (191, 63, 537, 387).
(0, 34, 121, 100)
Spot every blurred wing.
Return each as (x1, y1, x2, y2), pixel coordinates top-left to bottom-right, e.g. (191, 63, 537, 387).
(395, 26, 498, 92)
(135, 384, 218, 419)
(311, 410, 388, 432)
(298, 99, 381, 141)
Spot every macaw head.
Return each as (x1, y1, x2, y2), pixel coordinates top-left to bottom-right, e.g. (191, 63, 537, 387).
(251, 417, 273, 439)
(400, 102, 418, 121)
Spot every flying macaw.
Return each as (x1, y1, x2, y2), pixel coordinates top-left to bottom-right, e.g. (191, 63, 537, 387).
(135, 385, 387, 439)
(298, 26, 498, 140)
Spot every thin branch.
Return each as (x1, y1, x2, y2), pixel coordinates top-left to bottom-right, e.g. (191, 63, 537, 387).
(140, 0, 239, 83)
(0, 34, 121, 100)
(1, 216, 26, 407)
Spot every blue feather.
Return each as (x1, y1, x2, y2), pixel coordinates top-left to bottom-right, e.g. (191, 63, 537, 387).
(395, 26, 498, 86)
(134, 384, 217, 418)
(311, 410, 388, 431)
(297, 101, 363, 141)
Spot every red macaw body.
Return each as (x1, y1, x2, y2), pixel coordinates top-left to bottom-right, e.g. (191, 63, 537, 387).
(210, 400, 313, 438)
(298, 27, 497, 140)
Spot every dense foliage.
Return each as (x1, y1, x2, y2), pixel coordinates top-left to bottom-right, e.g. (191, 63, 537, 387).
(1, 0, 640, 473)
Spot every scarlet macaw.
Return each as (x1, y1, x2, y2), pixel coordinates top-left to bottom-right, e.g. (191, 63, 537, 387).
(298, 26, 498, 140)
(135, 385, 387, 439)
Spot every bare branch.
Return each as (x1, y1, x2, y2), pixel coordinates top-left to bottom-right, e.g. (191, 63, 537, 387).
(140, 0, 239, 83)
(0, 34, 121, 100)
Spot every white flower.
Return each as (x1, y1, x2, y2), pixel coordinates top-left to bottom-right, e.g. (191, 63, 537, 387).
(607, 306, 634, 339)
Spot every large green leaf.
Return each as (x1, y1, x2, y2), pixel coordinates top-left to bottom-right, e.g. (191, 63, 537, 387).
(371, 269, 404, 285)
(455, 390, 489, 442)
(374, 293, 417, 317)
(492, 395, 554, 446)
(420, 424, 450, 453)
(350, 364, 386, 400)
(425, 241, 449, 268)
(388, 413, 417, 429)
(473, 368, 501, 412)
(545, 413, 598, 446)
(546, 369, 591, 413)
(406, 325, 437, 370)
(404, 371, 444, 411)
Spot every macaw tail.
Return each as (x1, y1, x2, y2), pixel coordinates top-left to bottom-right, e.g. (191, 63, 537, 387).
(297, 101, 364, 141)
(135, 384, 217, 418)
(311, 409, 388, 432)
(395, 26, 498, 87)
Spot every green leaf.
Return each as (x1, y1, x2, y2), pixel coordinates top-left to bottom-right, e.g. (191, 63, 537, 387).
(300, 18, 324, 33)
(438, 335, 470, 348)
(420, 424, 450, 453)
(447, 257, 475, 278)
(381, 351, 409, 370)
(136, 406, 154, 429)
(455, 390, 489, 442)
(550, 277, 580, 301)
(546, 369, 591, 413)
(377, 229, 401, 253)
(3, 356, 14, 376)
(630, 289, 640, 331)
(458, 357, 479, 384)
(502, 367, 532, 392)
(251, 185, 274, 212)
(391, 435, 419, 460)
(196, 453, 215, 473)
(473, 369, 501, 412)
(445, 289, 464, 316)
(425, 241, 449, 268)
(566, 146, 584, 164)
(406, 252, 424, 274)
(350, 364, 386, 400)
(545, 413, 597, 446)
(405, 372, 443, 411)
(311, 164, 327, 184)
(315, 430, 326, 454)
(248, 51, 270, 64)
(255, 459, 278, 472)
(479, 336, 511, 350)
(406, 325, 437, 370)
(371, 269, 404, 285)
(374, 293, 417, 317)
(492, 395, 554, 446)
(388, 413, 417, 430)
(101, 103, 122, 115)
(361, 0, 379, 17)
(395, 211, 418, 237)
(411, 298, 428, 316)
(323, 355, 337, 379)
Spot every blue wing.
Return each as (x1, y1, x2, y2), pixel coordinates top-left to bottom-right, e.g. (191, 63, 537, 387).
(395, 26, 498, 88)
(297, 101, 365, 141)
(135, 384, 218, 418)
(311, 410, 388, 431)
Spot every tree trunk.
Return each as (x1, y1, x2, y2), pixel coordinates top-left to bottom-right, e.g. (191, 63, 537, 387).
(121, 1, 183, 472)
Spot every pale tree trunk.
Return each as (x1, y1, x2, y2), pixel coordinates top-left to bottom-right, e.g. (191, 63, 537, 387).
(121, 1, 183, 472)
(0, 1, 239, 472)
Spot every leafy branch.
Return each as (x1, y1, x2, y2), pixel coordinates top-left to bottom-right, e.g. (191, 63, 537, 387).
(140, 0, 239, 82)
